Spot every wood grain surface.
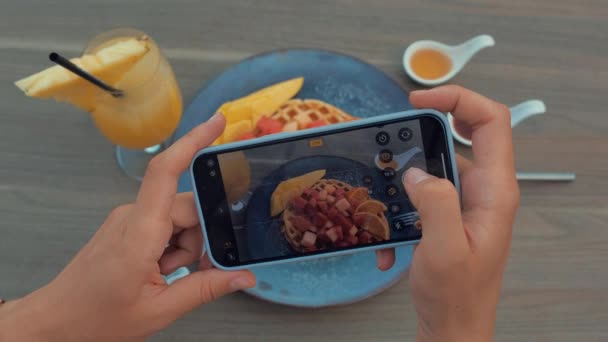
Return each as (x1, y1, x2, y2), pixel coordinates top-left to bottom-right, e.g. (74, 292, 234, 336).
(1, 1, 607, 341)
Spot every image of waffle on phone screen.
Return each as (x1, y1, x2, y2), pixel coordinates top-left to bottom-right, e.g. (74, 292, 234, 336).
(191, 110, 458, 269)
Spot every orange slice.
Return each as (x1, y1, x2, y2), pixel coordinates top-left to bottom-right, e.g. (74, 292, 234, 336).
(355, 199, 388, 216)
(346, 187, 370, 203)
(15, 37, 149, 112)
(354, 212, 389, 240)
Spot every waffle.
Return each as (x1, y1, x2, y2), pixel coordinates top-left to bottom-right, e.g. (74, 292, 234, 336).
(281, 179, 389, 252)
(270, 99, 357, 130)
(282, 179, 353, 251)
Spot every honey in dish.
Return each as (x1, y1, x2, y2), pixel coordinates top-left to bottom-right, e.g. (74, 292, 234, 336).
(410, 49, 452, 80)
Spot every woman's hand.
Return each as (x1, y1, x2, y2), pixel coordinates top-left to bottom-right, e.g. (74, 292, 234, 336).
(0, 113, 256, 342)
(376, 85, 520, 341)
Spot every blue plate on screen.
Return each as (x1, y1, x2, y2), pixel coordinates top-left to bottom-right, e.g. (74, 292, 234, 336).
(174, 49, 414, 307)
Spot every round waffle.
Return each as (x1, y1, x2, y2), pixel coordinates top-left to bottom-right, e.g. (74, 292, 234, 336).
(282, 179, 353, 251)
(281, 179, 389, 252)
(270, 99, 357, 130)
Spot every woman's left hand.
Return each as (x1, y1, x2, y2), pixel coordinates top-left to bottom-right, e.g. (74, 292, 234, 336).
(0, 113, 256, 342)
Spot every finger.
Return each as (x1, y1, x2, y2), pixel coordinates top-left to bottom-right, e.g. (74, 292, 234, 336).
(375, 249, 395, 271)
(456, 154, 473, 179)
(158, 268, 256, 318)
(403, 167, 468, 259)
(171, 192, 199, 229)
(159, 227, 203, 274)
(136, 113, 226, 219)
(199, 253, 213, 271)
(410, 86, 514, 172)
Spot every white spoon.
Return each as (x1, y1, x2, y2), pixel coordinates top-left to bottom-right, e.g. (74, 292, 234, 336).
(374, 146, 422, 171)
(448, 99, 547, 147)
(403, 34, 495, 86)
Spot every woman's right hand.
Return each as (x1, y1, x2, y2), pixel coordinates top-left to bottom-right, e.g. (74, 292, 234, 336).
(377, 85, 520, 341)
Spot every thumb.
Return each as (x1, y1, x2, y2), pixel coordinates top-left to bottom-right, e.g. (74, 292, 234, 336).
(403, 167, 468, 259)
(158, 269, 256, 318)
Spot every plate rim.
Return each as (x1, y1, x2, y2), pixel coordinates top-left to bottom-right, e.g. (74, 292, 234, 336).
(176, 48, 412, 308)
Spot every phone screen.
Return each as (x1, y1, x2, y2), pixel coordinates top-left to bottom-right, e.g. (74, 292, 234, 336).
(193, 114, 453, 267)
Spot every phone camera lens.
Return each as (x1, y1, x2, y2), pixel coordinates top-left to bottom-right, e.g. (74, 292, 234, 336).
(209, 170, 217, 177)
(375, 131, 390, 146)
(206, 159, 215, 168)
(398, 127, 413, 142)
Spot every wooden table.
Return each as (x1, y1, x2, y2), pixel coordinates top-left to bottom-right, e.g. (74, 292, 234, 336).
(1, 1, 606, 341)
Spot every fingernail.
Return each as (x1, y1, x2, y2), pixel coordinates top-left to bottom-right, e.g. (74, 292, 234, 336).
(230, 276, 254, 291)
(210, 112, 224, 121)
(405, 167, 431, 185)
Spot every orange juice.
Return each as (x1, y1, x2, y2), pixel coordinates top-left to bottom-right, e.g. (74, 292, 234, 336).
(410, 49, 452, 80)
(86, 34, 182, 149)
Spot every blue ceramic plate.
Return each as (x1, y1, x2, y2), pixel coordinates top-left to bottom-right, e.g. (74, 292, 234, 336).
(174, 49, 414, 307)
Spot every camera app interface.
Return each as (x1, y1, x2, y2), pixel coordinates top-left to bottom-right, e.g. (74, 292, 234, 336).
(212, 120, 432, 263)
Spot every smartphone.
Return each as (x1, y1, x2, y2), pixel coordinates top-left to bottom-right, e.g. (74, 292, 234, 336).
(190, 109, 458, 270)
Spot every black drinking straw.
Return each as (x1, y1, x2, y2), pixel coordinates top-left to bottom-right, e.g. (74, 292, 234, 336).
(49, 52, 124, 97)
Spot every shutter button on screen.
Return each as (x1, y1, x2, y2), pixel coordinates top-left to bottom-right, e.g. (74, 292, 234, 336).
(375, 131, 390, 146)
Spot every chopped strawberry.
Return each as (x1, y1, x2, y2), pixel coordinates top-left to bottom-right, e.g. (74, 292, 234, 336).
(310, 190, 321, 200)
(307, 198, 317, 209)
(304, 245, 318, 253)
(341, 224, 351, 236)
(305, 120, 327, 129)
(335, 189, 346, 197)
(317, 200, 329, 213)
(305, 207, 317, 217)
(359, 231, 372, 244)
(237, 132, 256, 141)
(335, 225, 344, 241)
(335, 241, 350, 248)
(318, 189, 328, 200)
(335, 213, 352, 229)
(353, 213, 367, 227)
(348, 225, 358, 237)
(317, 227, 330, 242)
(257, 117, 284, 136)
(289, 216, 314, 233)
(325, 185, 336, 194)
(312, 212, 329, 228)
(302, 188, 313, 199)
(347, 235, 359, 245)
(301, 231, 317, 248)
(290, 196, 308, 211)
(326, 227, 340, 242)
(326, 195, 336, 204)
(324, 220, 334, 228)
(334, 198, 351, 212)
(327, 207, 340, 221)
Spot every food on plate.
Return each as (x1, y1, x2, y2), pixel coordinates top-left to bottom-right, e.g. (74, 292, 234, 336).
(270, 169, 326, 217)
(280, 178, 389, 253)
(270, 99, 357, 130)
(212, 77, 304, 145)
(355, 199, 388, 216)
(212, 78, 359, 145)
(15, 37, 149, 112)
